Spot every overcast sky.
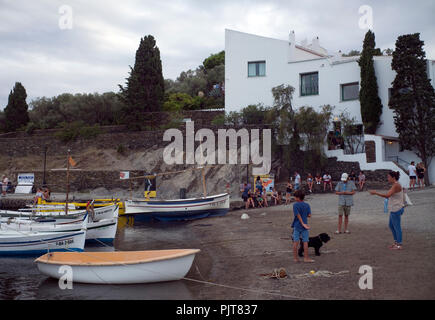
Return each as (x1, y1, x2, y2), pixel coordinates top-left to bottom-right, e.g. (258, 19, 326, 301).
(1, 0, 434, 109)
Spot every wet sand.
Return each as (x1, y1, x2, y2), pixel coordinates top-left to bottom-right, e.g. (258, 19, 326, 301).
(1, 187, 434, 300)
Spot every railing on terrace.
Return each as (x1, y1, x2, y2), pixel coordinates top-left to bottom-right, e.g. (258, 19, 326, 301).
(386, 156, 411, 167)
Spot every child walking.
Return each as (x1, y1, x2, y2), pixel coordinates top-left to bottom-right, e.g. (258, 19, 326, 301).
(291, 190, 314, 263)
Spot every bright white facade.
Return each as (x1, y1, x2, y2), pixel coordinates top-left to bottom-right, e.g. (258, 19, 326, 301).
(225, 29, 435, 185)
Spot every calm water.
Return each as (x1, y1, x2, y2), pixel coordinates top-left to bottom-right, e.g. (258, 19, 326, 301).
(0, 217, 201, 300)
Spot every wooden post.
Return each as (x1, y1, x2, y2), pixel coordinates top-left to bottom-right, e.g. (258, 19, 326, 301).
(199, 133, 207, 198)
(65, 149, 70, 215)
(129, 179, 132, 200)
(201, 166, 207, 198)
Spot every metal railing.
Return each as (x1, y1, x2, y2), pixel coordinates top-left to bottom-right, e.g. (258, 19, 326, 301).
(386, 156, 411, 167)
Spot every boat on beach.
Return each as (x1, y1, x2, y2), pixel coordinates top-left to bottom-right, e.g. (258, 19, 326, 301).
(35, 198, 125, 215)
(0, 229, 86, 256)
(0, 204, 118, 221)
(35, 249, 200, 284)
(1, 210, 118, 243)
(124, 193, 230, 221)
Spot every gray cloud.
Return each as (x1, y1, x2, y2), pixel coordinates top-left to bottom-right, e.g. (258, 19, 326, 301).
(1, 0, 434, 108)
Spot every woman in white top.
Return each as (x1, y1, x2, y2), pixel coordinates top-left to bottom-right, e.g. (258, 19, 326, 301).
(323, 173, 332, 192)
(369, 171, 405, 250)
(1, 176, 8, 196)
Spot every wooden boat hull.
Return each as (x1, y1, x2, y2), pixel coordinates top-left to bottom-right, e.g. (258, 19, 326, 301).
(0, 204, 118, 221)
(37, 199, 125, 215)
(124, 193, 230, 221)
(35, 249, 200, 284)
(0, 230, 86, 256)
(1, 217, 118, 243)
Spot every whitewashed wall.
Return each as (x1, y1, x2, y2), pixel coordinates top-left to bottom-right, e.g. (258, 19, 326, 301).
(225, 29, 434, 184)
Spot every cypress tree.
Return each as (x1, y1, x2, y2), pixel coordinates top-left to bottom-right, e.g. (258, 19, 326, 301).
(389, 33, 435, 184)
(119, 35, 165, 128)
(358, 30, 383, 134)
(4, 82, 29, 132)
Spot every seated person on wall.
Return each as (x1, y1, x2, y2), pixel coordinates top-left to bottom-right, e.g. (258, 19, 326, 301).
(256, 190, 264, 208)
(306, 173, 314, 193)
(315, 173, 322, 191)
(246, 190, 255, 209)
(358, 171, 366, 191)
(262, 189, 269, 207)
(251, 190, 258, 207)
(323, 173, 333, 192)
(241, 183, 251, 210)
(271, 188, 280, 205)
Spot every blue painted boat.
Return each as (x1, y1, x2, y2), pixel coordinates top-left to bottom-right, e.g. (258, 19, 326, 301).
(0, 230, 86, 256)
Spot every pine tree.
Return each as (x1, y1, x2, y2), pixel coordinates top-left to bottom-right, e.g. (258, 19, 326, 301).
(4, 82, 29, 132)
(358, 30, 383, 134)
(119, 35, 165, 128)
(389, 33, 435, 184)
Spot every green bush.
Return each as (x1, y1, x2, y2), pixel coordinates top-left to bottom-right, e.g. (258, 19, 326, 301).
(211, 114, 225, 126)
(54, 121, 101, 142)
(79, 125, 101, 139)
(117, 144, 126, 155)
(25, 122, 38, 135)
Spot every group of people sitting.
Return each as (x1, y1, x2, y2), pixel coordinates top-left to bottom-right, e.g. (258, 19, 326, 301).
(241, 177, 283, 210)
(241, 170, 368, 209)
(290, 171, 367, 194)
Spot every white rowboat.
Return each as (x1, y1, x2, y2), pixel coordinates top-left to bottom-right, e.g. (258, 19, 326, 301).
(0, 204, 118, 221)
(0, 229, 86, 256)
(1, 214, 118, 243)
(35, 249, 200, 284)
(124, 193, 230, 221)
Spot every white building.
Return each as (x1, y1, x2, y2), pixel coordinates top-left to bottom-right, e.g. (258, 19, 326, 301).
(225, 29, 435, 186)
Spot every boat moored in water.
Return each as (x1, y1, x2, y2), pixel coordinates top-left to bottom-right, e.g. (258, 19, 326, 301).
(0, 229, 86, 256)
(124, 193, 230, 221)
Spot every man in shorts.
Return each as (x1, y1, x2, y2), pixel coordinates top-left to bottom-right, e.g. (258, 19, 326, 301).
(294, 171, 301, 191)
(335, 173, 357, 234)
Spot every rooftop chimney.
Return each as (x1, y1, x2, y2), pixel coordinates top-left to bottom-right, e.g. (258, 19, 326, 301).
(288, 30, 295, 62)
(311, 36, 320, 50)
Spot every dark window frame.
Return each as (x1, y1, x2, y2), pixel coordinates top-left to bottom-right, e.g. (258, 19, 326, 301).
(341, 82, 360, 101)
(247, 61, 266, 77)
(300, 72, 319, 96)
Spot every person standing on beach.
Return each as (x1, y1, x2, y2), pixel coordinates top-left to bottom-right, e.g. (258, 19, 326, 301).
(408, 161, 417, 190)
(242, 183, 251, 209)
(1, 175, 8, 196)
(291, 190, 314, 263)
(369, 171, 405, 250)
(416, 163, 425, 189)
(285, 180, 293, 205)
(358, 171, 366, 191)
(294, 171, 301, 191)
(335, 173, 357, 234)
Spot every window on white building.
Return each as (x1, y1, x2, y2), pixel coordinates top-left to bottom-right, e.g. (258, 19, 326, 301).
(300, 72, 318, 96)
(248, 61, 266, 77)
(341, 82, 359, 101)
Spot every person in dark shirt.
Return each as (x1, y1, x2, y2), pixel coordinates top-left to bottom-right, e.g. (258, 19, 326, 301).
(291, 190, 314, 263)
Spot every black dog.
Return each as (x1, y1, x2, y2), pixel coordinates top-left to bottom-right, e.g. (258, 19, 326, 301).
(298, 233, 331, 257)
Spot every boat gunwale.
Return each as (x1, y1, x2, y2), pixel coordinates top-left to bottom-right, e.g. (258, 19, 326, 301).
(34, 249, 200, 266)
(128, 193, 229, 204)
